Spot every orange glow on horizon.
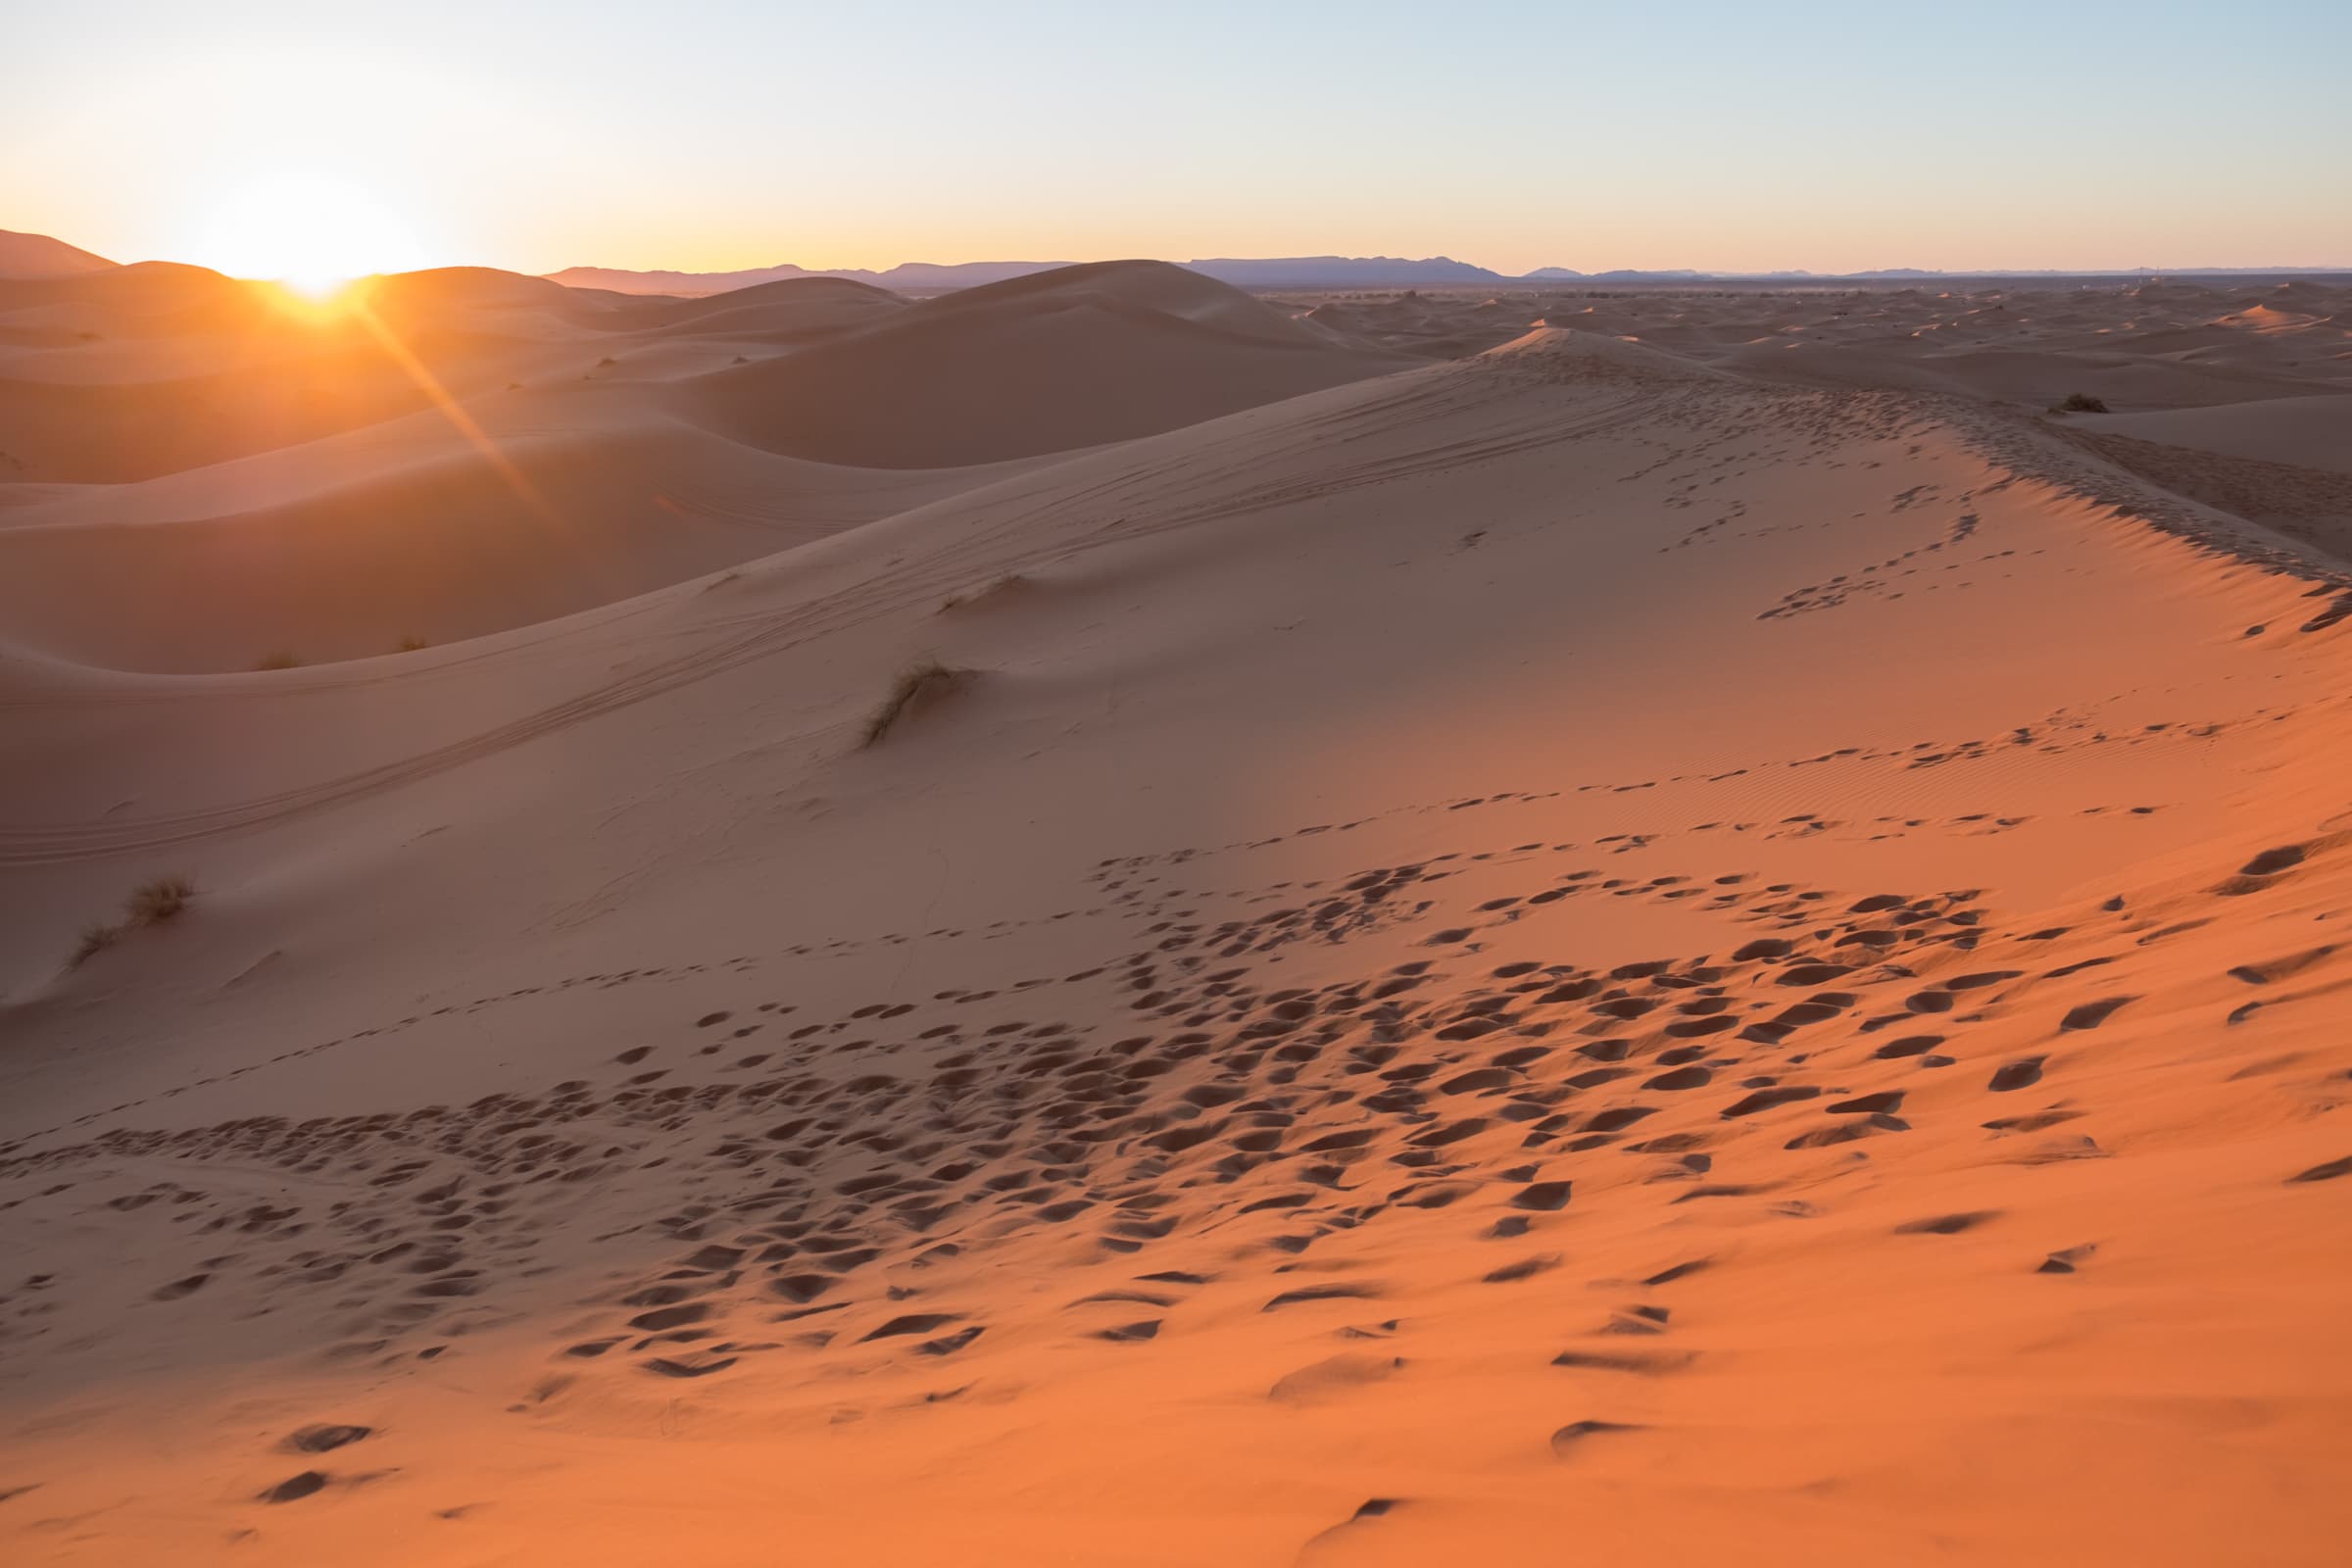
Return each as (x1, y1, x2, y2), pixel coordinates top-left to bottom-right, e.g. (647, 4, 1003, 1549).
(196, 173, 427, 296)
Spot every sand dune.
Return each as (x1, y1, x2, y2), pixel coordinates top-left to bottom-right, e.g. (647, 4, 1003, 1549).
(607, 275, 909, 341)
(0, 263, 890, 482)
(0, 260, 1410, 669)
(0, 269, 572, 483)
(0, 266, 1064, 667)
(1289, 280, 2352, 410)
(0, 411, 1042, 671)
(0, 229, 117, 278)
(2, 264, 2350, 1566)
(548, 260, 1074, 297)
(2074, 393, 2352, 473)
(671, 261, 1412, 466)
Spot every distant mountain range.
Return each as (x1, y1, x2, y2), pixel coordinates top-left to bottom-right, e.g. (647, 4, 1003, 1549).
(548, 255, 2352, 298)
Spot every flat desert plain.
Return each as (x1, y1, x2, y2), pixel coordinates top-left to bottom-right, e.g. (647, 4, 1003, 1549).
(2, 260, 2349, 1564)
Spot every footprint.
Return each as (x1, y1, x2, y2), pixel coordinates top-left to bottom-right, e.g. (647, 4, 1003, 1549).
(1895, 1211, 1998, 1235)
(260, 1471, 328, 1504)
(1096, 1320, 1160, 1343)
(644, 1355, 736, 1378)
(1264, 1284, 1381, 1311)
(2037, 1245, 2097, 1274)
(1510, 1180, 1573, 1211)
(860, 1313, 960, 1342)
(2060, 998, 2134, 1032)
(283, 1425, 371, 1454)
(1269, 1351, 1401, 1404)
(2237, 845, 2306, 877)
(1987, 1057, 2045, 1092)
(1549, 1419, 1642, 1456)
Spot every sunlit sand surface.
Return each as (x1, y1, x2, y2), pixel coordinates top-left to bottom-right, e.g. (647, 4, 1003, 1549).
(2, 258, 2349, 1564)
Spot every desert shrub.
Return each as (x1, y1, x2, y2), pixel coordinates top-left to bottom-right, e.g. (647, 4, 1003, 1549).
(70, 873, 196, 967)
(256, 651, 302, 670)
(396, 634, 428, 652)
(73, 922, 120, 966)
(127, 873, 195, 925)
(2057, 391, 2109, 413)
(861, 658, 963, 748)
(938, 572, 1029, 614)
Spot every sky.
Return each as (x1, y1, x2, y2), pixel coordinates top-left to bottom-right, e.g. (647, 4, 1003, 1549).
(7, 0, 2349, 280)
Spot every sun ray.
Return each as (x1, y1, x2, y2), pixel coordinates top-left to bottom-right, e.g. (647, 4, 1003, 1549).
(340, 290, 562, 530)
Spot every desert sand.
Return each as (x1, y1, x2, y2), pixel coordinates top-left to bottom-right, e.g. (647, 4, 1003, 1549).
(2, 257, 2350, 1565)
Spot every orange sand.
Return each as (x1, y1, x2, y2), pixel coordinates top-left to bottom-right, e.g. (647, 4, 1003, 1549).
(3, 258, 2349, 1565)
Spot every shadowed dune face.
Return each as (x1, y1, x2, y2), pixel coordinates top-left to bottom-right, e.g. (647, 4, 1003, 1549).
(2, 266, 2351, 1565)
(0, 266, 869, 486)
(667, 260, 1413, 467)
(0, 262, 1405, 670)
(0, 418, 1028, 670)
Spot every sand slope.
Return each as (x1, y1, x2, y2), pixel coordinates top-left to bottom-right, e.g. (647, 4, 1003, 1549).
(0, 262, 1409, 668)
(671, 261, 1412, 466)
(1, 274, 2349, 1566)
(0, 230, 116, 279)
(0, 408, 1040, 670)
(2073, 394, 2352, 473)
(1292, 280, 2352, 412)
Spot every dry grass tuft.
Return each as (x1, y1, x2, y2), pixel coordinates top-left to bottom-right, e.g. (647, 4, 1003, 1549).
(255, 651, 302, 670)
(70, 874, 197, 968)
(861, 658, 967, 748)
(938, 572, 1030, 615)
(73, 922, 120, 967)
(2056, 391, 2109, 414)
(128, 874, 195, 925)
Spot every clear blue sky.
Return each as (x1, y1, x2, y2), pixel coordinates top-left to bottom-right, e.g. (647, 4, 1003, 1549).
(8, 0, 2347, 277)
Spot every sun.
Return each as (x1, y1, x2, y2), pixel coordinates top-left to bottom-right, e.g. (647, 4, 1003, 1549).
(195, 173, 427, 298)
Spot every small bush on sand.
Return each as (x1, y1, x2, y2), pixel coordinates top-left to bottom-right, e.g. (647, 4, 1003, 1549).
(2057, 391, 2109, 414)
(73, 921, 120, 966)
(70, 874, 196, 968)
(938, 572, 1029, 614)
(256, 651, 302, 670)
(861, 658, 965, 748)
(396, 634, 429, 652)
(128, 874, 195, 925)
